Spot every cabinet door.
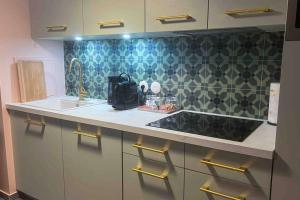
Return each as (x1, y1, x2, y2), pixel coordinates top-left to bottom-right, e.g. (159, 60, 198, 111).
(185, 169, 270, 200)
(146, 0, 208, 33)
(208, 0, 287, 29)
(123, 153, 184, 200)
(29, 0, 83, 38)
(83, 0, 144, 36)
(10, 111, 64, 200)
(62, 121, 122, 200)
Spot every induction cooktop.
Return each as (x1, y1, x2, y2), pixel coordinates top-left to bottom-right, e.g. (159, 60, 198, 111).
(147, 111, 263, 142)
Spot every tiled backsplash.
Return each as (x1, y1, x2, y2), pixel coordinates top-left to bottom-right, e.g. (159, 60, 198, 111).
(64, 30, 284, 119)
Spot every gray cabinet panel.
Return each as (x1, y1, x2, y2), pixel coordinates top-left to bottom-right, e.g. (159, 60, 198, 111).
(185, 169, 270, 200)
(123, 153, 184, 200)
(83, 0, 144, 36)
(11, 111, 64, 200)
(271, 42, 300, 199)
(185, 144, 272, 189)
(62, 121, 122, 200)
(208, 0, 287, 29)
(146, 0, 208, 32)
(29, 0, 83, 38)
(123, 132, 184, 168)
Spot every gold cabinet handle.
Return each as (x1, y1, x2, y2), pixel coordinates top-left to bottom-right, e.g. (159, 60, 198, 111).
(201, 159, 247, 173)
(132, 144, 168, 154)
(46, 25, 67, 32)
(97, 20, 124, 28)
(156, 14, 192, 21)
(73, 123, 101, 139)
(24, 114, 46, 126)
(225, 8, 273, 16)
(132, 167, 168, 179)
(200, 186, 245, 200)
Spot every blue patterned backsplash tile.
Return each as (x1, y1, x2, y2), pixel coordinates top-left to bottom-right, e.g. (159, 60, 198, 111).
(64, 30, 284, 119)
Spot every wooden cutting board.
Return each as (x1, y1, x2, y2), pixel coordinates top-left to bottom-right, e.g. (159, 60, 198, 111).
(17, 60, 47, 102)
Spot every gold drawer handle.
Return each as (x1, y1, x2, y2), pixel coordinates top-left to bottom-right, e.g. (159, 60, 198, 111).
(73, 123, 101, 139)
(132, 144, 168, 154)
(132, 167, 168, 179)
(46, 25, 67, 32)
(97, 20, 124, 27)
(200, 186, 245, 200)
(201, 159, 247, 173)
(156, 14, 192, 21)
(24, 114, 46, 126)
(225, 8, 273, 16)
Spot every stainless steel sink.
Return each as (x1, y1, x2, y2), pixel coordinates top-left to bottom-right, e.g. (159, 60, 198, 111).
(22, 96, 106, 111)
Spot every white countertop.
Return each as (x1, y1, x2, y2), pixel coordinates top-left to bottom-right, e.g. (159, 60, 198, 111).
(6, 97, 277, 159)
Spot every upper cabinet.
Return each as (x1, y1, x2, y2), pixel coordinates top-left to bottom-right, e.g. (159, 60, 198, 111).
(28, 0, 287, 39)
(29, 0, 83, 39)
(208, 0, 287, 29)
(146, 0, 208, 32)
(83, 0, 145, 36)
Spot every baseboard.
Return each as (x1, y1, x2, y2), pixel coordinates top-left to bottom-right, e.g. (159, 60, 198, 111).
(17, 191, 37, 200)
(0, 190, 19, 200)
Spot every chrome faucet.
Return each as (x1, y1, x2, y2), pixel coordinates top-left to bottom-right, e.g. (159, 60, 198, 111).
(68, 58, 87, 101)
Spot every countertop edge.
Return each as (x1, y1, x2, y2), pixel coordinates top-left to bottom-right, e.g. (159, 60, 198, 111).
(6, 103, 275, 160)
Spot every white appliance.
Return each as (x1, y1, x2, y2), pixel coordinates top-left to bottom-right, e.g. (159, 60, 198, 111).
(267, 83, 280, 125)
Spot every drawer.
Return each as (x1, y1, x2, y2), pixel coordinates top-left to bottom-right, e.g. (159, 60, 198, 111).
(123, 132, 184, 167)
(185, 145, 272, 189)
(185, 169, 270, 200)
(208, 0, 287, 29)
(123, 153, 184, 200)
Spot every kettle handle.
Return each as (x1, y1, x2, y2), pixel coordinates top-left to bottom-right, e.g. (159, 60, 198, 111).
(119, 73, 131, 82)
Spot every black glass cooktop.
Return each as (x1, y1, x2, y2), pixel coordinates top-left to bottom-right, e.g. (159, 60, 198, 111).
(147, 111, 263, 142)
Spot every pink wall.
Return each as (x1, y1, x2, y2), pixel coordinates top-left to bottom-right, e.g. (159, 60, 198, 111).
(0, 90, 10, 194)
(0, 0, 65, 194)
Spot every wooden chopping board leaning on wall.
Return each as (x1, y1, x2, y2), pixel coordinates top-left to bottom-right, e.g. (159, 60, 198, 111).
(17, 60, 47, 103)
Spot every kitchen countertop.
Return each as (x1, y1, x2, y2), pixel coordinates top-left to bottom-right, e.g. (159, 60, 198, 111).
(6, 97, 277, 159)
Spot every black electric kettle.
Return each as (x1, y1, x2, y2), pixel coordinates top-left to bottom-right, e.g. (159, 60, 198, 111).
(111, 73, 138, 110)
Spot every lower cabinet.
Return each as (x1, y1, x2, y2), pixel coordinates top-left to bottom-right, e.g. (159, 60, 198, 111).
(185, 144, 273, 189)
(123, 153, 184, 200)
(62, 121, 122, 200)
(10, 111, 65, 200)
(185, 169, 270, 200)
(10, 111, 273, 200)
(123, 132, 185, 168)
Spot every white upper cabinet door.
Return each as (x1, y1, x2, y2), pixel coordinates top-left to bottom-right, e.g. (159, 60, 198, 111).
(146, 0, 208, 33)
(208, 0, 287, 29)
(83, 0, 145, 36)
(29, 0, 83, 39)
